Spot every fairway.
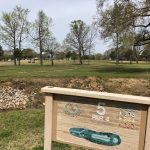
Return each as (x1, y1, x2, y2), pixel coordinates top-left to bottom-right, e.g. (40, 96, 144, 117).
(0, 60, 149, 80)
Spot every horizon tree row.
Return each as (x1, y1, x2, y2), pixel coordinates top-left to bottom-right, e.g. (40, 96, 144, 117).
(0, 6, 97, 66)
(0, 6, 55, 66)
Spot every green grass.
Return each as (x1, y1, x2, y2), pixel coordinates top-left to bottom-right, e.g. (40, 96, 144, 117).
(0, 60, 149, 149)
(0, 109, 44, 150)
(0, 109, 85, 150)
(0, 60, 149, 80)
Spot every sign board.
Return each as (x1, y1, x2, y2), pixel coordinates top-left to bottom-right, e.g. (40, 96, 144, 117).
(41, 87, 150, 150)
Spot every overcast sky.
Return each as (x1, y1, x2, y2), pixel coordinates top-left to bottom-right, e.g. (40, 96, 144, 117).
(0, 0, 109, 53)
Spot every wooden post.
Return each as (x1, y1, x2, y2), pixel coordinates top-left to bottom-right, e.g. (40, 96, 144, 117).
(144, 107, 150, 150)
(44, 94, 53, 150)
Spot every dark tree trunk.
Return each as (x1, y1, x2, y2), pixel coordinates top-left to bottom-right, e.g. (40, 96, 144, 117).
(13, 37, 17, 66)
(79, 53, 83, 64)
(116, 33, 119, 65)
(13, 52, 17, 66)
(133, 46, 139, 64)
(88, 48, 91, 65)
(18, 40, 21, 66)
(51, 50, 54, 66)
(40, 47, 43, 65)
(79, 46, 83, 65)
(39, 27, 43, 66)
(134, 49, 139, 64)
(129, 55, 132, 64)
(51, 59, 54, 66)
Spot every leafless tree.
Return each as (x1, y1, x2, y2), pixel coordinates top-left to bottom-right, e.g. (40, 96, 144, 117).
(30, 10, 52, 65)
(15, 6, 29, 66)
(65, 20, 96, 64)
(44, 35, 60, 66)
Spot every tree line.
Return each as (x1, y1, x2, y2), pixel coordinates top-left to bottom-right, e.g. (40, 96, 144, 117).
(0, 6, 97, 66)
(1, 0, 150, 66)
(104, 46, 150, 62)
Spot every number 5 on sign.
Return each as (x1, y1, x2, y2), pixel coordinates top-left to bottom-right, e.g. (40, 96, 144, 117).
(97, 103, 106, 115)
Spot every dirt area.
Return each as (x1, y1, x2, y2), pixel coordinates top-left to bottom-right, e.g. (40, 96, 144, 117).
(0, 77, 150, 109)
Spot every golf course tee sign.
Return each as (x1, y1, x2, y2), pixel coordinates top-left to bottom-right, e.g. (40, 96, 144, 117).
(41, 87, 150, 150)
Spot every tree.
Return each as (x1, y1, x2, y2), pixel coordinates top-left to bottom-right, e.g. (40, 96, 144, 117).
(65, 20, 95, 64)
(14, 48, 22, 60)
(119, 30, 136, 63)
(22, 48, 36, 60)
(104, 46, 138, 62)
(65, 50, 71, 60)
(3, 54, 12, 61)
(55, 51, 65, 60)
(97, 0, 150, 46)
(124, 48, 134, 62)
(95, 53, 103, 60)
(15, 6, 29, 66)
(61, 43, 75, 60)
(44, 36, 60, 66)
(0, 6, 29, 66)
(31, 10, 52, 65)
(71, 51, 78, 61)
(97, 2, 134, 64)
(87, 25, 97, 64)
(141, 44, 150, 62)
(0, 45, 4, 61)
(130, 0, 150, 47)
(0, 9, 19, 65)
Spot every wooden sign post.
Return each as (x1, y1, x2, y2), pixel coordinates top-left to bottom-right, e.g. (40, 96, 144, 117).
(41, 87, 150, 150)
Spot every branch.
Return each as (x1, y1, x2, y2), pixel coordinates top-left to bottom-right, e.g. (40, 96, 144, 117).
(135, 37, 150, 46)
(134, 23, 150, 28)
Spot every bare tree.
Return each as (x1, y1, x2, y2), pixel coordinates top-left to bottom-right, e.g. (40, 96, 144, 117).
(31, 10, 52, 65)
(65, 20, 95, 64)
(44, 35, 60, 66)
(86, 25, 97, 64)
(15, 6, 29, 66)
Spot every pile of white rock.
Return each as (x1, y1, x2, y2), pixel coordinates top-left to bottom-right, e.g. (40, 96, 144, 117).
(0, 86, 29, 110)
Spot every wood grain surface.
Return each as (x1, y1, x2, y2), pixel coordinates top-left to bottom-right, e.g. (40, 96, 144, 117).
(52, 95, 147, 150)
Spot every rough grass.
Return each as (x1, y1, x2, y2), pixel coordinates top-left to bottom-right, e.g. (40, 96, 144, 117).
(0, 109, 86, 150)
(0, 60, 149, 80)
(0, 109, 44, 150)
